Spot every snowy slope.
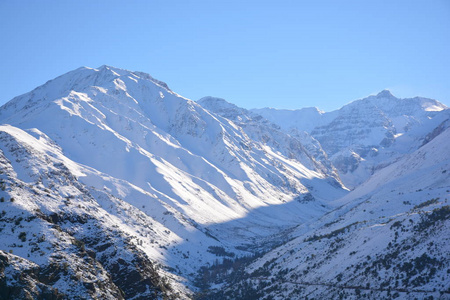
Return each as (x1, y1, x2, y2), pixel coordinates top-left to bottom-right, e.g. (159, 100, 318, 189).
(208, 126, 450, 299)
(251, 106, 331, 133)
(252, 90, 448, 188)
(0, 125, 187, 299)
(0, 66, 348, 298)
(0, 66, 347, 226)
(197, 96, 343, 189)
(2, 65, 448, 299)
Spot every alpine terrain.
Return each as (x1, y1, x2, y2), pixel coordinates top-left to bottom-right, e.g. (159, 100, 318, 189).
(0, 66, 448, 299)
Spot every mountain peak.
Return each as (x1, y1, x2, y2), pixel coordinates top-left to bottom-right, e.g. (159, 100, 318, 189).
(376, 89, 395, 99)
(197, 96, 251, 122)
(96, 65, 135, 77)
(197, 96, 239, 110)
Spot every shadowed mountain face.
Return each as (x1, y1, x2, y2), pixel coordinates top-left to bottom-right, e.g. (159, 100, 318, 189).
(0, 66, 448, 299)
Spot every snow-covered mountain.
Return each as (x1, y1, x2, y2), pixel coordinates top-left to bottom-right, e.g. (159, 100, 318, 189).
(0, 65, 448, 299)
(252, 90, 448, 188)
(199, 124, 450, 300)
(252, 106, 329, 133)
(197, 96, 342, 188)
(0, 66, 348, 298)
(0, 125, 184, 299)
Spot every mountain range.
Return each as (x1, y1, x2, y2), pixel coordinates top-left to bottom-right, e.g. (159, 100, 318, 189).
(0, 66, 448, 299)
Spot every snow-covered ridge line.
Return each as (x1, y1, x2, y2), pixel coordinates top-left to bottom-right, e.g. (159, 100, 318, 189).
(1, 65, 448, 299)
(0, 65, 350, 298)
(252, 90, 448, 188)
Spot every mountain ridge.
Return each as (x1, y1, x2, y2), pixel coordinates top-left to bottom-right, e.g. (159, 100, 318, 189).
(0, 65, 448, 299)
(252, 90, 448, 188)
(0, 66, 349, 298)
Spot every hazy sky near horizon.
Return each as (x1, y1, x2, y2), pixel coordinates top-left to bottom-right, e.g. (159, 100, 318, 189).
(1, 0, 449, 111)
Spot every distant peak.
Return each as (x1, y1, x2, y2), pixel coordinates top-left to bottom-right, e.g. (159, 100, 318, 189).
(97, 64, 122, 71)
(197, 96, 250, 120)
(301, 106, 325, 114)
(198, 96, 238, 109)
(93, 65, 171, 91)
(376, 89, 395, 99)
(95, 65, 130, 76)
(198, 96, 227, 103)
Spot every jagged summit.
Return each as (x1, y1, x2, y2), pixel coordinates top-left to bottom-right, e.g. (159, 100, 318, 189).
(375, 89, 395, 98)
(251, 89, 448, 188)
(96, 64, 131, 74)
(88, 65, 172, 91)
(197, 96, 241, 111)
(0, 66, 185, 135)
(2, 66, 172, 112)
(197, 96, 250, 122)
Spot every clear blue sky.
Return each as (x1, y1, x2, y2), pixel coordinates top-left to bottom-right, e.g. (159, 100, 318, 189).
(1, 0, 449, 111)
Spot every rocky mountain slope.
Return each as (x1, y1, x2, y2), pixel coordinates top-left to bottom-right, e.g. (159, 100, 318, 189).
(0, 124, 192, 299)
(0, 66, 348, 298)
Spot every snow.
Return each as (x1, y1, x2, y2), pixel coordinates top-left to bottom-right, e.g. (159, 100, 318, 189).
(253, 90, 448, 189)
(0, 65, 448, 298)
(238, 125, 450, 299)
(0, 65, 351, 297)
